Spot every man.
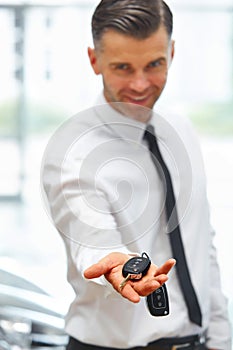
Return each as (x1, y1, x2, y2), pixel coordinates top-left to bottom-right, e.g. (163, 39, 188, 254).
(41, 1, 231, 349)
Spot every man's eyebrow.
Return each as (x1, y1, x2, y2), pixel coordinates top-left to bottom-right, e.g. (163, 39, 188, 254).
(109, 62, 130, 67)
(149, 57, 166, 63)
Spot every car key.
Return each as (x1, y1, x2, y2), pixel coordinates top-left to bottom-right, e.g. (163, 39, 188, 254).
(146, 283, 169, 316)
(120, 253, 170, 317)
(120, 252, 151, 290)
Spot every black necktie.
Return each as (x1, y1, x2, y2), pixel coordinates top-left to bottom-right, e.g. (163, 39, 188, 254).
(144, 124, 202, 327)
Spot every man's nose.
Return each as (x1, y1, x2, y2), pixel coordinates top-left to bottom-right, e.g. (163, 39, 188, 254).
(128, 72, 150, 92)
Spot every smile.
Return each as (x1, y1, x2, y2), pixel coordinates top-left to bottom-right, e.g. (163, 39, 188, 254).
(126, 95, 149, 102)
(132, 96, 148, 101)
(125, 95, 152, 105)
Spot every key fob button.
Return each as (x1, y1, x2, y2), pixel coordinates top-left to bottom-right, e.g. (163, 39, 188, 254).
(146, 285, 169, 316)
(122, 255, 151, 278)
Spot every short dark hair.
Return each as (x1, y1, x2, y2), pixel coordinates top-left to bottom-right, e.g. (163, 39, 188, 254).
(91, 0, 173, 47)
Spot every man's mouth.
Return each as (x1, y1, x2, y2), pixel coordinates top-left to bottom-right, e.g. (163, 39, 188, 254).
(125, 95, 150, 104)
(132, 96, 148, 101)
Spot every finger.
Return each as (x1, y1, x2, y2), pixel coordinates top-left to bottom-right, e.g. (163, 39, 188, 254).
(84, 264, 102, 279)
(130, 274, 168, 297)
(84, 252, 129, 279)
(154, 258, 176, 276)
(119, 283, 140, 303)
(155, 274, 169, 285)
(84, 259, 111, 279)
(130, 280, 161, 297)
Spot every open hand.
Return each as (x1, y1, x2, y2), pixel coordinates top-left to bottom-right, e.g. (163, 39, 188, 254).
(84, 252, 176, 303)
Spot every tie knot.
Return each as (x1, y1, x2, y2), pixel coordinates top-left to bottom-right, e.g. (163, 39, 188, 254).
(145, 124, 155, 137)
(144, 124, 157, 151)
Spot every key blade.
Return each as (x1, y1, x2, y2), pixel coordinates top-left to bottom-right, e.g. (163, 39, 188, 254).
(119, 274, 131, 290)
(119, 273, 143, 290)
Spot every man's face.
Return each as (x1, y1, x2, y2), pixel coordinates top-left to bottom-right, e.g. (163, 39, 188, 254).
(88, 26, 174, 121)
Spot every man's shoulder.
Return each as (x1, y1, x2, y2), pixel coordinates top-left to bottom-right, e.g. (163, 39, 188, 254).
(152, 108, 194, 130)
(51, 104, 104, 140)
(151, 108, 201, 152)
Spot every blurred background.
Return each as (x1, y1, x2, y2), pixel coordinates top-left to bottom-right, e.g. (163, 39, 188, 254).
(0, 0, 232, 348)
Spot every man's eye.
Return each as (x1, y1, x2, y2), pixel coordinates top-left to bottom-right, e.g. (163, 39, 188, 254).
(116, 64, 130, 70)
(148, 60, 163, 68)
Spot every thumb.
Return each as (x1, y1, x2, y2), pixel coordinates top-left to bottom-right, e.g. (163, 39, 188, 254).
(84, 260, 110, 279)
(84, 252, 129, 280)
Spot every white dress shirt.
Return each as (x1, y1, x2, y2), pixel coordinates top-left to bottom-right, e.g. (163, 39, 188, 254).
(41, 94, 231, 349)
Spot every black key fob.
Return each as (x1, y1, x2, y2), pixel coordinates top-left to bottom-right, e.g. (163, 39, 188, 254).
(122, 252, 151, 280)
(122, 253, 170, 317)
(146, 284, 169, 316)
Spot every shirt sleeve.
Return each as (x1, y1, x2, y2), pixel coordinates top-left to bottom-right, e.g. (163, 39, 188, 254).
(41, 147, 135, 293)
(205, 226, 232, 350)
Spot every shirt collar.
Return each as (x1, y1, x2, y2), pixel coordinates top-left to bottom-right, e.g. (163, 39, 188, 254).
(94, 92, 147, 143)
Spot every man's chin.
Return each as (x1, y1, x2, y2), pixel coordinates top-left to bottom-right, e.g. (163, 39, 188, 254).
(111, 101, 152, 123)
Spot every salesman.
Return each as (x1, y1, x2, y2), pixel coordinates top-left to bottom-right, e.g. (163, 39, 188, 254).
(41, 1, 232, 349)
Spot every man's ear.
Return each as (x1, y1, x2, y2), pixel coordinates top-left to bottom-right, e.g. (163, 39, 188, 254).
(168, 40, 175, 67)
(171, 40, 175, 60)
(88, 47, 101, 75)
